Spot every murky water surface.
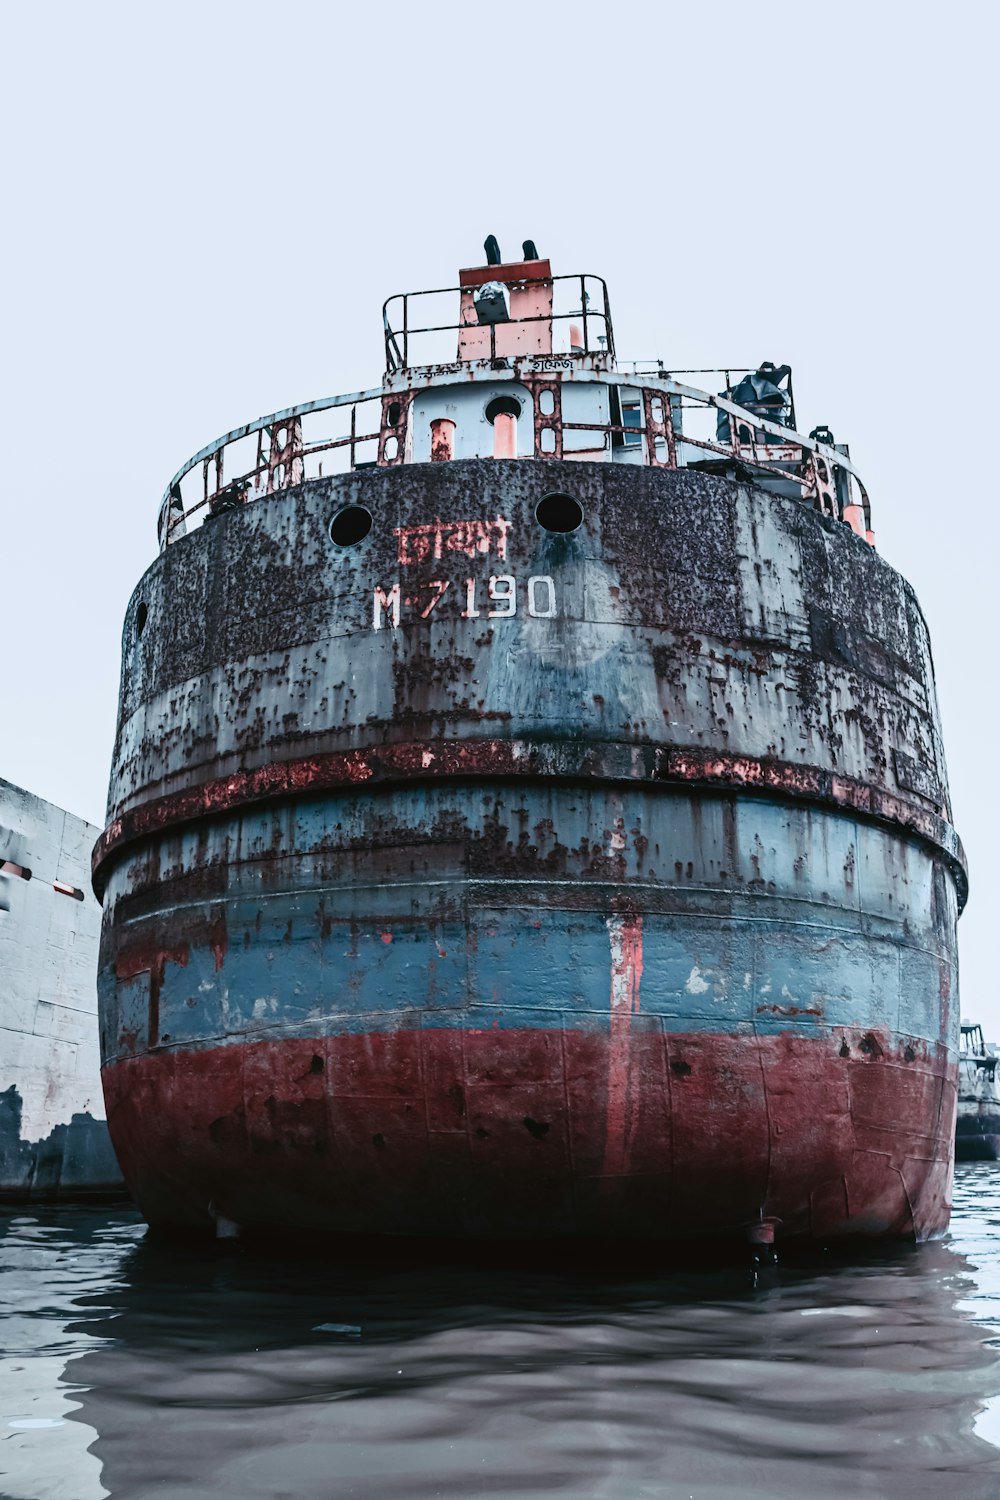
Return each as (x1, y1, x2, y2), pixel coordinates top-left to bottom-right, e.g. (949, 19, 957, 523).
(4, 1167, 1000, 1499)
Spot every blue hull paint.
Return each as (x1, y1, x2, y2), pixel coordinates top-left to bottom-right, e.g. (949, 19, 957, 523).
(99, 785, 957, 1058)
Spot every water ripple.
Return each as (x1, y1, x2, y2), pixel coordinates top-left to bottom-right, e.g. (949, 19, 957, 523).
(3, 1167, 1000, 1498)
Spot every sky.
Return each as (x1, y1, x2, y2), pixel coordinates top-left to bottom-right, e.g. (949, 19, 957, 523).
(2, 1, 997, 1022)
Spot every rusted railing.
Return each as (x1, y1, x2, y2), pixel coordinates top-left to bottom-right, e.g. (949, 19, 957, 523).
(157, 389, 385, 548)
(382, 274, 615, 372)
(158, 369, 872, 550)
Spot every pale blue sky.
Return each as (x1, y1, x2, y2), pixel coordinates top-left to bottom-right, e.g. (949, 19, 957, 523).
(3, 0, 996, 1021)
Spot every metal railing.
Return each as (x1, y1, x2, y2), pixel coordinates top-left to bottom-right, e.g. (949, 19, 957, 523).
(382, 273, 615, 373)
(621, 365, 798, 425)
(157, 388, 384, 547)
(157, 367, 871, 550)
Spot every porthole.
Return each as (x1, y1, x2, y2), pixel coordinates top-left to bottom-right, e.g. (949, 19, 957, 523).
(135, 601, 148, 638)
(485, 394, 522, 424)
(329, 505, 373, 547)
(383, 434, 399, 462)
(535, 493, 583, 534)
(387, 401, 402, 427)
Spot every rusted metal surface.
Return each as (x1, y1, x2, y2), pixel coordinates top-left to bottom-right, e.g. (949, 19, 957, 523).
(526, 376, 564, 462)
(379, 390, 413, 468)
(156, 350, 872, 552)
(90, 739, 967, 908)
(103, 1028, 952, 1239)
(103, 463, 955, 838)
(386, 268, 610, 370)
(96, 454, 963, 1242)
(265, 415, 303, 494)
(457, 258, 555, 361)
(429, 418, 455, 464)
(641, 388, 677, 469)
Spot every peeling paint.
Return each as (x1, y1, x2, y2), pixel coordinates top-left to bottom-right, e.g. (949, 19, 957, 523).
(96, 256, 961, 1243)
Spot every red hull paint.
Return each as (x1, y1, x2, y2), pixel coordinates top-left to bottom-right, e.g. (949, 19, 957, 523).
(103, 1028, 956, 1241)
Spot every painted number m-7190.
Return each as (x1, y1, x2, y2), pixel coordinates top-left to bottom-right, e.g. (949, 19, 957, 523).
(373, 575, 557, 630)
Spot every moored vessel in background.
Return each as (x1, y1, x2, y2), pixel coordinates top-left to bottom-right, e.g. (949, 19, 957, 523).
(955, 1022, 1000, 1162)
(1, 778, 123, 1199)
(93, 238, 966, 1244)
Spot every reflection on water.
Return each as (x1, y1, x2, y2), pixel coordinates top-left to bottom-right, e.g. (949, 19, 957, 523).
(3, 1166, 1000, 1499)
(1, 1214, 133, 1500)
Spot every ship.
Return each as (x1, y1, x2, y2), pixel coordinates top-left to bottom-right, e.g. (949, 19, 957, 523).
(955, 1022, 1000, 1161)
(92, 238, 966, 1244)
(1, 778, 123, 1199)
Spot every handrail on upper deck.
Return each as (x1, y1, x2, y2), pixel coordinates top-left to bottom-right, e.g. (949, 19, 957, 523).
(382, 273, 615, 373)
(156, 365, 872, 553)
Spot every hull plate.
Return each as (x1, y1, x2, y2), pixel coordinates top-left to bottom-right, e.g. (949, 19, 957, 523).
(104, 1028, 954, 1241)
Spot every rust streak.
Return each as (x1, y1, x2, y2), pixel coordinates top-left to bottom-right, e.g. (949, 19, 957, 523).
(601, 912, 644, 1178)
(93, 739, 968, 907)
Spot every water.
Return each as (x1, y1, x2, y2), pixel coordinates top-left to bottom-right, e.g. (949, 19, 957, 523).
(4, 1167, 1000, 1500)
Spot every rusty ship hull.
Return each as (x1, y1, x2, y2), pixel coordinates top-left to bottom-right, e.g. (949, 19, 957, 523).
(93, 455, 964, 1243)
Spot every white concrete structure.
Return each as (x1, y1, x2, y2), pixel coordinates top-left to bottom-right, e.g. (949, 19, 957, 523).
(1, 778, 122, 1196)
